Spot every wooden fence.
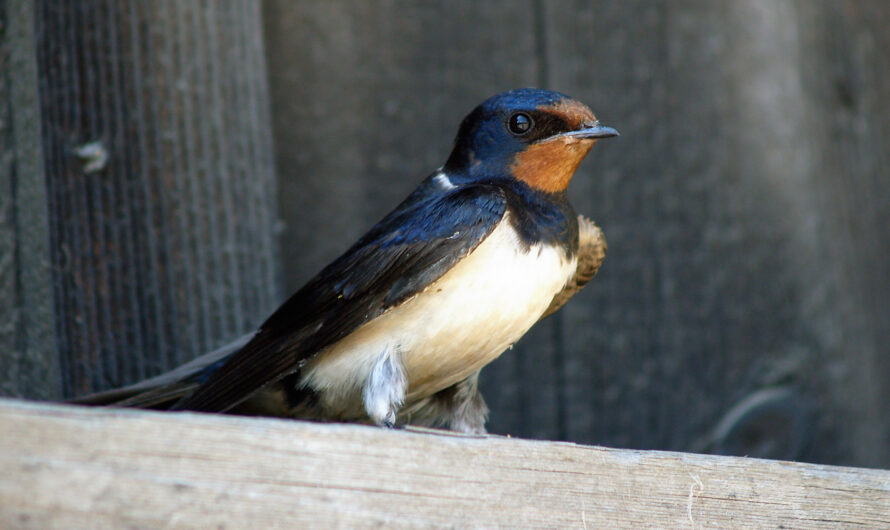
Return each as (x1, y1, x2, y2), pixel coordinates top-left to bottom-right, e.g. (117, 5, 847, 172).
(2, 0, 889, 472)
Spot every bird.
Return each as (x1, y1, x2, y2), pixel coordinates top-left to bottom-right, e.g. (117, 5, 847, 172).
(71, 88, 617, 434)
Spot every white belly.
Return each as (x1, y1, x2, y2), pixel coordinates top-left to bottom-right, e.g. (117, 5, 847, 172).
(300, 218, 577, 415)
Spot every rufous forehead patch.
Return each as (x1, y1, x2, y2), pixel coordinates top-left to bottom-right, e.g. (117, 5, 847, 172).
(541, 98, 597, 129)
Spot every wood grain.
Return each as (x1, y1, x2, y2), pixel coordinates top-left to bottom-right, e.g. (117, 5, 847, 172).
(0, 0, 58, 400)
(1, 399, 888, 529)
(4, 0, 890, 476)
(26, 2, 280, 397)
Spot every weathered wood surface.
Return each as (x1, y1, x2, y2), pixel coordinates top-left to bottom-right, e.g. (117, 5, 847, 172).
(28, 1, 280, 398)
(3, 0, 889, 474)
(0, 0, 58, 399)
(1, 399, 888, 529)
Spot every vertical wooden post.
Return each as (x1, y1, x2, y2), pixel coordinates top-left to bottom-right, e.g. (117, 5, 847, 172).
(0, 1, 281, 398)
(0, 0, 60, 399)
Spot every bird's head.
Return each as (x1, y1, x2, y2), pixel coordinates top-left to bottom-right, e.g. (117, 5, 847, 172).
(443, 88, 618, 193)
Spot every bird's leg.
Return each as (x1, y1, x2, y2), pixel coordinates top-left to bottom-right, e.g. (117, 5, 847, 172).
(442, 371, 489, 434)
(363, 345, 407, 428)
(406, 371, 489, 434)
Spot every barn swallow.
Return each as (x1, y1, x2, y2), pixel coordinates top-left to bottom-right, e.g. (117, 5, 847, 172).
(72, 88, 617, 434)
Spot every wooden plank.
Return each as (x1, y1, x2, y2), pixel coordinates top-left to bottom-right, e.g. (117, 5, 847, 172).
(26, 1, 280, 397)
(0, 0, 59, 399)
(540, 0, 890, 467)
(792, 0, 890, 469)
(1, 399, 888, 529)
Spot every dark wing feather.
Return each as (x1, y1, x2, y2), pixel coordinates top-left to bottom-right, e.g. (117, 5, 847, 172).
(173, 184, 508, 413)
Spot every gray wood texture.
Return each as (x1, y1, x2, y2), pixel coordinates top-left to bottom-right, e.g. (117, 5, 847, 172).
(0, 0, 59, 399)
(2, 0, 888, 472)
(20, 1, 280, 397)
(2, 399, 889, 529)
(263, 1, 890, 468)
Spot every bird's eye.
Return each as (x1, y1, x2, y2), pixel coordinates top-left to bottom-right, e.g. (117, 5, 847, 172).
(507, 112, 534, 136)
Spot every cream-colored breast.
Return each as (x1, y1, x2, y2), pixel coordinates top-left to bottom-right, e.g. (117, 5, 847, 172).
(300, 216, 577, 415)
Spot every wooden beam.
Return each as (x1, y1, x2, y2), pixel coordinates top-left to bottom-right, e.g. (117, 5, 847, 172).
(1, 399, 888, 528)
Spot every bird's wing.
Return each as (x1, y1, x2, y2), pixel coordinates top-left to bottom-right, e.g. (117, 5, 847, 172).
(174, 184, 508, 413)
(541, 215, 606, 318)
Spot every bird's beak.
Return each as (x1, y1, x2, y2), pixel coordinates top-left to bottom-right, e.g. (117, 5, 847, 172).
(538, 121, 619, 144)
(561, 121, 619, 140)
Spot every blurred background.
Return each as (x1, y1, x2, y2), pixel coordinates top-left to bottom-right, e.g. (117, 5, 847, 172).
(2, 1, 888, 468)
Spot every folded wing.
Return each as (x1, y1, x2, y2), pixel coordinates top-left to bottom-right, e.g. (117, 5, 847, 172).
(173, 185, 508, 413)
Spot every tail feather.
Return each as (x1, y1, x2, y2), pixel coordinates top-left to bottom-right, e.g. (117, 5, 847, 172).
(66, 333, 254, 408)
